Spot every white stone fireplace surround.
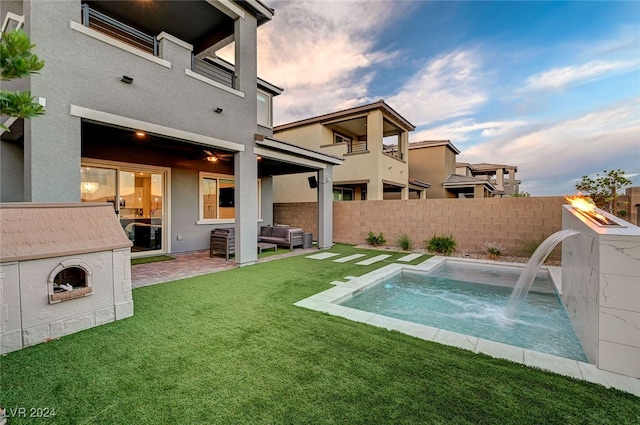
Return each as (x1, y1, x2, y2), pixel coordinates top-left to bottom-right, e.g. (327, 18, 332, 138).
(562, 205, 640, 378)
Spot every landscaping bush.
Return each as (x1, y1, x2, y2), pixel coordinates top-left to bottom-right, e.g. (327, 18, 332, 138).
(481, 241, 504, 260)
(366, 231, 386, 247)
(426, 234, 457, 255)
(397, 234, 412, 251)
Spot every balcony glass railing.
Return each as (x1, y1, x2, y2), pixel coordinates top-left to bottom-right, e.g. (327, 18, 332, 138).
(191, 56, 237, 89)
(81, 3, 158, 55)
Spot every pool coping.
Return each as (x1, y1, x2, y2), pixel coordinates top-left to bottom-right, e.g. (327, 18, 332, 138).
(294, 256, 640, 397)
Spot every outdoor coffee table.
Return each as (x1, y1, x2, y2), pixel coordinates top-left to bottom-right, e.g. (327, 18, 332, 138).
(257, 242, 277, 254)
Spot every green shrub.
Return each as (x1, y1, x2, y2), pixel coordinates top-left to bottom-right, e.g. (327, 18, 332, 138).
(426, 234, 457, 255)
(481, 241, 504, 260)
(518, 237, 544, 257)
(397, 234, 412, 251)
(366, 231, 386, 247)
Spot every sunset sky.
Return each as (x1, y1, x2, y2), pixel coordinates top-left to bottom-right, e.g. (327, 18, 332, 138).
(234, 0, 640, 195)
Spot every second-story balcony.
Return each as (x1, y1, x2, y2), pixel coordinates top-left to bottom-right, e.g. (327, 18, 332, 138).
(82, 3, 158, 55)
(80, 2, 240, 89)
(81, 1, 237, 54)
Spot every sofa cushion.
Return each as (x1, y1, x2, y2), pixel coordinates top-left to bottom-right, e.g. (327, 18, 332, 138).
(271, 226, 289, 239)
(260, 226, 273, 237)
(258, 236, 283, 244)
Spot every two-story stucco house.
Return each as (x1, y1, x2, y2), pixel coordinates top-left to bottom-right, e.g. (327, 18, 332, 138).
(272, 100, 429, 202)
(409, 140, 495, 198)
(0, 0, 341, 266)
(455, 162, 521, 196)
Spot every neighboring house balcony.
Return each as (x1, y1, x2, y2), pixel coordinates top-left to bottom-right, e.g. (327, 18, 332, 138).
(274, 100, 417, 201)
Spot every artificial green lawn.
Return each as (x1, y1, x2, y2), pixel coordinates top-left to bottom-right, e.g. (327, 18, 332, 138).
(1, 245, 638, 424)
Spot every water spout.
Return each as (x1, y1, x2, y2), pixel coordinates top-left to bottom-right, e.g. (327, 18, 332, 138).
(505, 229, 580, 318)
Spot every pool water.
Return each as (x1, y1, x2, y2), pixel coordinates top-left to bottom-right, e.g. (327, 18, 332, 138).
(340, 262, 587, 362)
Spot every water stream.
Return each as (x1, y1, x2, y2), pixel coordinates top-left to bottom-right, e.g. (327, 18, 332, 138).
(505, 229, 580, 318)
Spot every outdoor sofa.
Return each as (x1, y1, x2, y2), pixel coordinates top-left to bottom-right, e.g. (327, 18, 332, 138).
(258, 225, 304, 250)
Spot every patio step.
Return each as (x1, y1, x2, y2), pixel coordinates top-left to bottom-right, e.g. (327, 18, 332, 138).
(305, 252, 341, 260)
(397, 253, 424, 262)
(356, 254, 391, 265)
(333, 254, 366, 263)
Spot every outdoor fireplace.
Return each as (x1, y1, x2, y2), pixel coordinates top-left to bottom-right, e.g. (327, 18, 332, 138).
(561, 199, 640, 378)
(0, 203, 134, 354)
(564, 194, 623, 227)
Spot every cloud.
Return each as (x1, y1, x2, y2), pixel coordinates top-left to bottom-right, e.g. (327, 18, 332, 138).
(237, 0, 416, 125)
(458, 97, 640, 195)
(411, 119, 528, 144)
(524, 60, 639, 91)
(386, 50, 487, 126)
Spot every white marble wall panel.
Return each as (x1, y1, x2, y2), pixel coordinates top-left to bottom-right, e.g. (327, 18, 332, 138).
(600, 274, 640, 311)
(562, 205, 640, 379)
(598, 237, 640, 276)
(600, 308, 640, 346)
(598, 341, 640, 378)
(562, 210, 600, 364)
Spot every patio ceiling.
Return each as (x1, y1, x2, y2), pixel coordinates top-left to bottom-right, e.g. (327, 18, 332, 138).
(325, 116, 404, 139)
(80, 122, 339, 177)
(84, 0, 253, 54)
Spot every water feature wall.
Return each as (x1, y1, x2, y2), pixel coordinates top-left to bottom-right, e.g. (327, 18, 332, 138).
(561, 205, 640, 378)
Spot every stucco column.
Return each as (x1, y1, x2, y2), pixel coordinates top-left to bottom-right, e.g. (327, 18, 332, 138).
(366, 110, 384, 200)
(23, 0, 81, 202)
(232, 13, 258, 266)
(234, 151, 258, 266)
(317, 166, 333, 249)
(474, 184, 485, 198)
(496, 168, 504, 191)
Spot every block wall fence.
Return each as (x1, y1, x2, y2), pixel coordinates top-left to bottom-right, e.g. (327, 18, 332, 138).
(274, 197, 566, 256)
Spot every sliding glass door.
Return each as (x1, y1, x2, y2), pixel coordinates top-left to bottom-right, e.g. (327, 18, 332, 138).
(81, 162, 167, 256)
(118, 169, 164, 253)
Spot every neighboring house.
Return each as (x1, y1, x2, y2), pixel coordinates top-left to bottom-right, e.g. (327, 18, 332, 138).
(272, 100, 429, 202)
(456, 162, 520, 196)
(408, 141, 495, 198)
(0, 0, 341, 266)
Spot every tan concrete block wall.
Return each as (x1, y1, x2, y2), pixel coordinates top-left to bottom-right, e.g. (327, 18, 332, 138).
(275, 197, 565, 255)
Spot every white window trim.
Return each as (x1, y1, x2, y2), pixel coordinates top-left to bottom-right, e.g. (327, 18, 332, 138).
(257, 89, 272, 128)
(2, 12, 24, 32)
(197, 172, 262, 224)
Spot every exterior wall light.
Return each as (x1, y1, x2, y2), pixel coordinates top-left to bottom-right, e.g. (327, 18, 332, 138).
(121, 75, 134, 84)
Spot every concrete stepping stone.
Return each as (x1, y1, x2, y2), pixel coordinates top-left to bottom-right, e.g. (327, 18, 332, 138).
(356, 254, 391, 265)
(397, 253, 423, 262)
(305, 252, 341, 260)
(333, 254, 367, 263)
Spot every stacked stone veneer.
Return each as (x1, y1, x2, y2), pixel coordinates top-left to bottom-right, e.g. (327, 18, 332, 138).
(275, 196, 565, 255)
(561, 205, 640, 378)
(0, 249, 133, 354)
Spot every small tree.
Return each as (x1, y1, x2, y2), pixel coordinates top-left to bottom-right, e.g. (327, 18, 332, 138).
(1, 29, 45, 131)
(575, 169, 632, 217)
(512, 191, 530, 197)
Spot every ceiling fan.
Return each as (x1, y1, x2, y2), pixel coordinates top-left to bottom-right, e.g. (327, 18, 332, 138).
(203, 149, 233, 162)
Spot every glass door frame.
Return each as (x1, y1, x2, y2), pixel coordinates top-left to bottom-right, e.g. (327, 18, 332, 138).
(81, 158, 171, 257)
